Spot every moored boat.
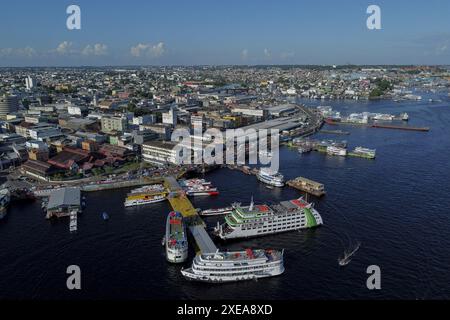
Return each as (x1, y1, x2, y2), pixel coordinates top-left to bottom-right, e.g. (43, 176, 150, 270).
(165, 211, 188, 263)
(181, 249, 285, 283)
(0, 188, 11, 220)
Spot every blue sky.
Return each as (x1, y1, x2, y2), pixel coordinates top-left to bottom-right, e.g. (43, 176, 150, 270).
(0, 0, 449, 66)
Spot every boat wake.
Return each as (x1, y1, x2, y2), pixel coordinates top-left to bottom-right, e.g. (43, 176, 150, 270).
(338, 241, 361, 267)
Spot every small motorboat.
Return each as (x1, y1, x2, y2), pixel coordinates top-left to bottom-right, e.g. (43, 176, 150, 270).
(338, 242, 361, 267)
(101, 212, 110, 221)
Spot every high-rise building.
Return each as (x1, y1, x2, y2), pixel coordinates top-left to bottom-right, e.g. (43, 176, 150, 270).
(25, 76, 35, 90)
(0, 95, 19, 116)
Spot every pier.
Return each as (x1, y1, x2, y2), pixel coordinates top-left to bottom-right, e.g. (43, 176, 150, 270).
(164, 177, 218, 253)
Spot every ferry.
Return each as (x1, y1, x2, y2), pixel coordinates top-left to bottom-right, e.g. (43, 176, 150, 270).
(256, 167, 285, 187)
(200, 206, 234, 217)
(350, 147, 376, 159)
(181, 249, 285, 283)
(124, 193, 166, 207)
(214, 197, 323, 240)
(0, 188, 11, 220)
(186, 186, 219, 197)
(129, 184, 165, 195)
(165, 211, 188, 263)
(327, 145, 347, 157)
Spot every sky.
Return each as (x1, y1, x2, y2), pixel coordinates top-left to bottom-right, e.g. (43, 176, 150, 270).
(0, 0, 450, 66)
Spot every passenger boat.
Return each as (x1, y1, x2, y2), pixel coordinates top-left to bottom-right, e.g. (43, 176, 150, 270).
(256, 167, 285, 187)
(181, 249, 285, 283)
(124, 193, 166, 207)
(200, 206, 234, 217)
(214, 197, 323, 240)
(165, 211, 188, 263)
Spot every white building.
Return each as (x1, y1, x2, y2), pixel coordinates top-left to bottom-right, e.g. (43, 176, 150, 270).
(141, 141, 178, 166)
(68, 105, 87, 116)
(162, 108, 177, 126)
(132, 115, 156, 126)
(25, 76, 35, 90)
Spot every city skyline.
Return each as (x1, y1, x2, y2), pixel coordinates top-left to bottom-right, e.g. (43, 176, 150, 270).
(1, 0, 450, 67)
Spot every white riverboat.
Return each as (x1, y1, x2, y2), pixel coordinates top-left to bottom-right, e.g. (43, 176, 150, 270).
(181, 249, 285, 283)
(215, 197, 323, 240)
(256, 168, 285, 187)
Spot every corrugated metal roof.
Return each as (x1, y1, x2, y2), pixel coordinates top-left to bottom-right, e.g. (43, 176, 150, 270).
(47, 187, 81, 210)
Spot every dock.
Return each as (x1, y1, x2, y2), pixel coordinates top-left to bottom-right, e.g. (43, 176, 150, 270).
(164, 177, 218, 254)
(69, 210, 77, 233)
(370, 124, 430, 132)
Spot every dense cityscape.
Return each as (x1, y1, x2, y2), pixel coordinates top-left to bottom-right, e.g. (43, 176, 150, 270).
(1, 1, 450, 309)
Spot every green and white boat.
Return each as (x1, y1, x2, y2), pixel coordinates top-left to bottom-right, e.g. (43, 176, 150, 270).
(214, 197, 323, 240)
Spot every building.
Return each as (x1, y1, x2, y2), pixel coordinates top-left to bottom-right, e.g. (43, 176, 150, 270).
(46, 187, 81, 219)
(141, 141, 178, 166)
(231, 107, 268, 119)
(191, 114, 204, 127)
(132, 115, 156, 125)
(48, 147, 91, 171)
(68, 105, 88, 116)
(21, 160, 61, 181)
(25, 76, 35, 90)
(162, 108, 177, 125)
(139, 123, 172, 140)
(101, 115, 128, 133)
(0, 95, 19, 116)
(29, 126, 63, 141)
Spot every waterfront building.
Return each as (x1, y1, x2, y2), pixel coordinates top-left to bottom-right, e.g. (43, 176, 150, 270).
(141, 141, 178, 166)
(46, 188, 81, 219)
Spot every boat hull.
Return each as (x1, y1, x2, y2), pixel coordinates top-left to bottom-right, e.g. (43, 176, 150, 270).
(181, 266, 285, 283)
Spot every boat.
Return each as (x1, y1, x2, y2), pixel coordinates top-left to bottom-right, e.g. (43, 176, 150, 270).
(200, 207, 234, 217)
(338, 242, 361, 267)
(129, 184, 165, 195)
(124, 193, 166, 207)
(326, 145, 347, 157)
(165, 211, 188, 263)
(214, 197, 323, 240)
(349, 147, 376, 159)
(102, 212, 110, 221)
(180, 179, 219, 197)
(400, 112, 409, 121)
(0, 188, 11, 220)
(179, 179, 212, 187)
(10, 188, 36, 203)
(181, 249, 285, 283)
(256, 167, 285, 188)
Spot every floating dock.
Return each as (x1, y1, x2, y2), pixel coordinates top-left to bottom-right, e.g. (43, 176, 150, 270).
(164, 177, 218, 254)
(370, 124, 430, 132)
(287, 177, 326, 197)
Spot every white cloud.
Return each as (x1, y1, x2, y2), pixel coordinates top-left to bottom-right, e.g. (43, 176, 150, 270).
(263, 48, 271, 58)
(0, 46, 37, 58)
(241, 49, 249, 60)
(130, 42, 165, 58)
(280, 51, 295, 59)
(82, 43, 108, 56)
(56, 41, 73, 55)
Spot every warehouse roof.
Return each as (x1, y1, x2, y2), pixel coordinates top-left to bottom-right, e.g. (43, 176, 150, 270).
(47, 187, 81, 210)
